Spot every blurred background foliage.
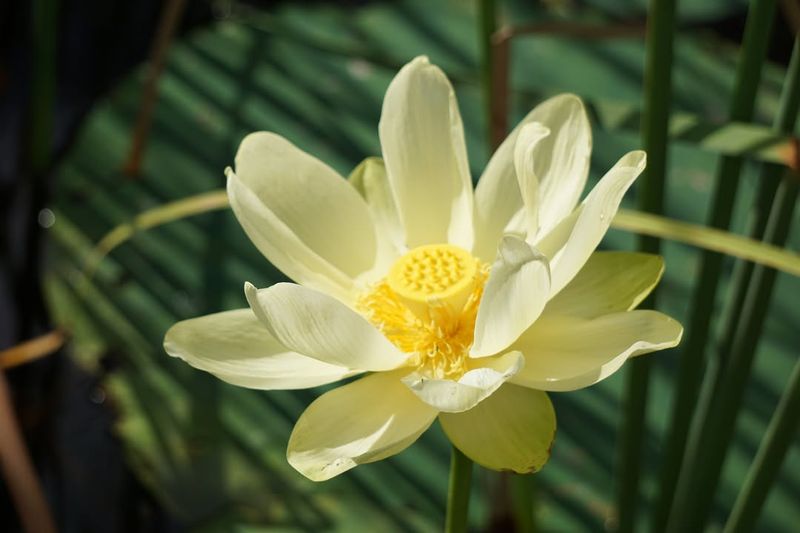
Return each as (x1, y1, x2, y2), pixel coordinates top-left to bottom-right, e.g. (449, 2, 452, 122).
(1, 0, 798, 531)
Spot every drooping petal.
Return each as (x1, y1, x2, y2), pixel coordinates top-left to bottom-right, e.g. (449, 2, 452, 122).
(348, 157, 405, 275)
(473, 94, 591, 261)
(439, 384, 555, 473)
(511, 122, 550, 237)
(543, 251, 664, 319)
(510, 310, 683, 392)
(471, 236, 550, 357)
(164, 309, 358, 389)
(379, 56, 474, 250)
(227, 132, 378, 301)
(401, 351, 524, 413)
(287, 371, 438, 481)
(245, 282, 408, 372)
(537, 150, 647, 296)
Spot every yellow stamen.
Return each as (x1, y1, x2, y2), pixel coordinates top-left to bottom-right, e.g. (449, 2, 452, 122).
(359, 244, 488, 380)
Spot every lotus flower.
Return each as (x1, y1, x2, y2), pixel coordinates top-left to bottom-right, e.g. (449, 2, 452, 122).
(165, 56, 682, 481)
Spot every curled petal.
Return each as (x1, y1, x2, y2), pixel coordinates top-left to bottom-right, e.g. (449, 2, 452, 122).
(473, 94, 591, 261)
(401, 351, 524, 413)
(536, 150, 647, 296)
(471, 236, 550, 357)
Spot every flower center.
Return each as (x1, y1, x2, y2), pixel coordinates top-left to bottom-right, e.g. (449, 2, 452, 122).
(358, 244, 488, 380)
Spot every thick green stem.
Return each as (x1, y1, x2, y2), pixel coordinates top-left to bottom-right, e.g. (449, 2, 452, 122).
(478, 0, 497, 151)
(723, 326, 800, 533)
(655, 0, 777, 529)
(445, 446, 473, 533)
(616, 0, 675, 530)
(721, 37, 800, 533)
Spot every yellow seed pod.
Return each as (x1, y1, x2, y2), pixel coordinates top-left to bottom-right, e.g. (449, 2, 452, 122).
(387, 244, 479, 318)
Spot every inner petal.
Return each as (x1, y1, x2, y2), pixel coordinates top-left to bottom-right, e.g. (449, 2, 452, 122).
(359, 244, 488, 380)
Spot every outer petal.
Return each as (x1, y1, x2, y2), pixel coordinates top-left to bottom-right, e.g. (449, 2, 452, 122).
(510, 310, 683, 392)
(164, 309, 358, 390)
(401, 351, 524, 413)
(348, 157, 405, 274)
(543, 251, 664, 319)
(288, 371, 438, 481)
(473, 94, 591, 261)
(164, 309, 357, 389)
(471, 236, 550, 357)
(439, 384, 555, 473)
(245, 282, 408, 372)
(227, 132, 378, 300)
(536, 150, 646, 296)
(379, 56, 474, 250)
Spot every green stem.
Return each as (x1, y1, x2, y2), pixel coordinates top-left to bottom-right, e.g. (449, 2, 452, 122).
(477, 0, 497, 151)
(445, 446, 473, 533)
(720, 41, 800, 533)
(616, 0, 675, 530)
(655, 0, 777, 529)
(510, 474, 536, 533)
(723, 332, 800, 533)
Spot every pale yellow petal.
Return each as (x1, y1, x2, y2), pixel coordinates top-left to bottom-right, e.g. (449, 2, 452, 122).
(164, 309, 357, 389)
(287, 371, 438, 481)
(348, 157, 405, 275)
(379, 56, 474, 250)
(510, 310, 682, 392)
(473, 94, 590, 261)
(245, 282, 408, 372)
(471, 236, 550, 357)
(543, 251, 664, 318)
(401, 351, 524, 413)
(439, 384, 555, 473)
(537, 150, 646, 296)
(511, 122, 550, 237)
(530, 94, 592, 235)
(227, 132, 378, 300)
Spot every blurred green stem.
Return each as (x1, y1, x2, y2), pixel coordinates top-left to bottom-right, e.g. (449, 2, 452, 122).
(724, 315, 800, 533)
(510, 474, 536, 533)
(722, 39, 800, 533)
(445, 446, 473, 533)
(656, 0, 777, 530)
(478, 0, 497, 151)
(669, 32, 799, 532)
(616, 0, 675, 530)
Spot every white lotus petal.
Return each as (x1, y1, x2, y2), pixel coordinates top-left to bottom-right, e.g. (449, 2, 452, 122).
(164, 309, 357, 389)
(401, 351, 524, 413)
(348, 156, 405, 275)
(227, 132, 378, 301)
(288, 371, 438, 481)
(543, 251, 664, 319)
(379, 56, 474, 250)
(471, 236, 550, 357)
(245, 282, 408, 371)
(511, 122, 550, 237)
(473, 94, 591, 261)
(510, 310, 682, 392)
(530, 94, 592, 235)
(537, 150, 647, 296)
(439, 384, 555, 473)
